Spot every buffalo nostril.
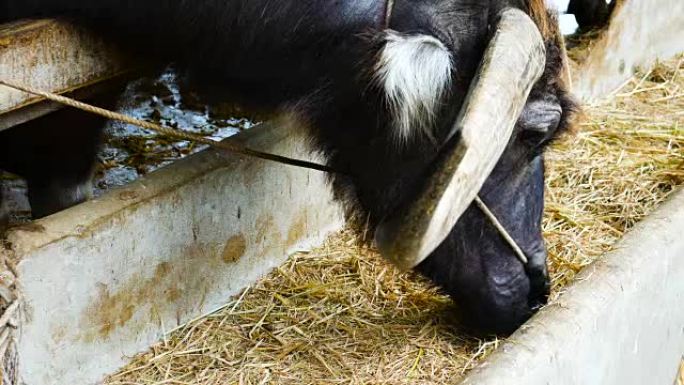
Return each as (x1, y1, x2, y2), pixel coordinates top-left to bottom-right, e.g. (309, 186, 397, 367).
(526, 270, 549, 312)
(525, 250, 550, 311)
(529, 291, 548, 312)
(527, 272, 550, 311)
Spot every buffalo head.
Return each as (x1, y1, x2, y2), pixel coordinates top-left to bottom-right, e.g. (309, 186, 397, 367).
(319, 2, 577, 335)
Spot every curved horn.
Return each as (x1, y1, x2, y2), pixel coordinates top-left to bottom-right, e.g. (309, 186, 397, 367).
(375, 8, 546, 270)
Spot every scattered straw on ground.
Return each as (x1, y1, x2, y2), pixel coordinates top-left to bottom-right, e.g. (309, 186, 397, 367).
(108, 234, 491, 385)
(106, 56, 683, 385)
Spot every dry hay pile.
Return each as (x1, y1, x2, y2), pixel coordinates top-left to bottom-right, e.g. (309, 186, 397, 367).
(545, 55, 684, 291)
(106, 56, 683, 385)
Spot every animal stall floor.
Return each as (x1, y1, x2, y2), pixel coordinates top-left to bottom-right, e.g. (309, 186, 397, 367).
(105, 56, 684, 385)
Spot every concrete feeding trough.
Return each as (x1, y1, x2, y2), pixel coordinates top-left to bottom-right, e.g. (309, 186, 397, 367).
(459, 188, 684, 385)
(0, 0, 683, 383)
(0, 19, 343, 385)
(573, 0, 684, 101)
(0, 121, 343, 385)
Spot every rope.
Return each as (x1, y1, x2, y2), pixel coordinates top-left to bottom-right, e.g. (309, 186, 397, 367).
(474, 196, 529, 265)
(0, 80, 339, 174)
(0, 79, 529, 266)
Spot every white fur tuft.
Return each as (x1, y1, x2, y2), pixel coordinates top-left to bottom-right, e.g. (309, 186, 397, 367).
(375, 31, 453, 143)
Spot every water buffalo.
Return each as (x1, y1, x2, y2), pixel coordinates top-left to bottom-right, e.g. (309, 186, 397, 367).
(0, 0, 577, 334)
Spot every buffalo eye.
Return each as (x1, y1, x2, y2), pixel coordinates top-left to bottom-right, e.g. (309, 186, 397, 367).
(519, 97, 562, 146)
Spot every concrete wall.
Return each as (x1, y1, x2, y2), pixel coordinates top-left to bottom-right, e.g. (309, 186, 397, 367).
(574, 0, 684, 101)
(459, 187, 684, 385)
(2, 120, 343, 385)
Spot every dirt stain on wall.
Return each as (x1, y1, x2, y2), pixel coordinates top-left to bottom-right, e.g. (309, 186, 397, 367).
(222, 234, 247, 264)
(76, 212, 301, 343)
(254, 214, 284, 261)
(79, 261, 177, 342)
(287, 210, 308, 246)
